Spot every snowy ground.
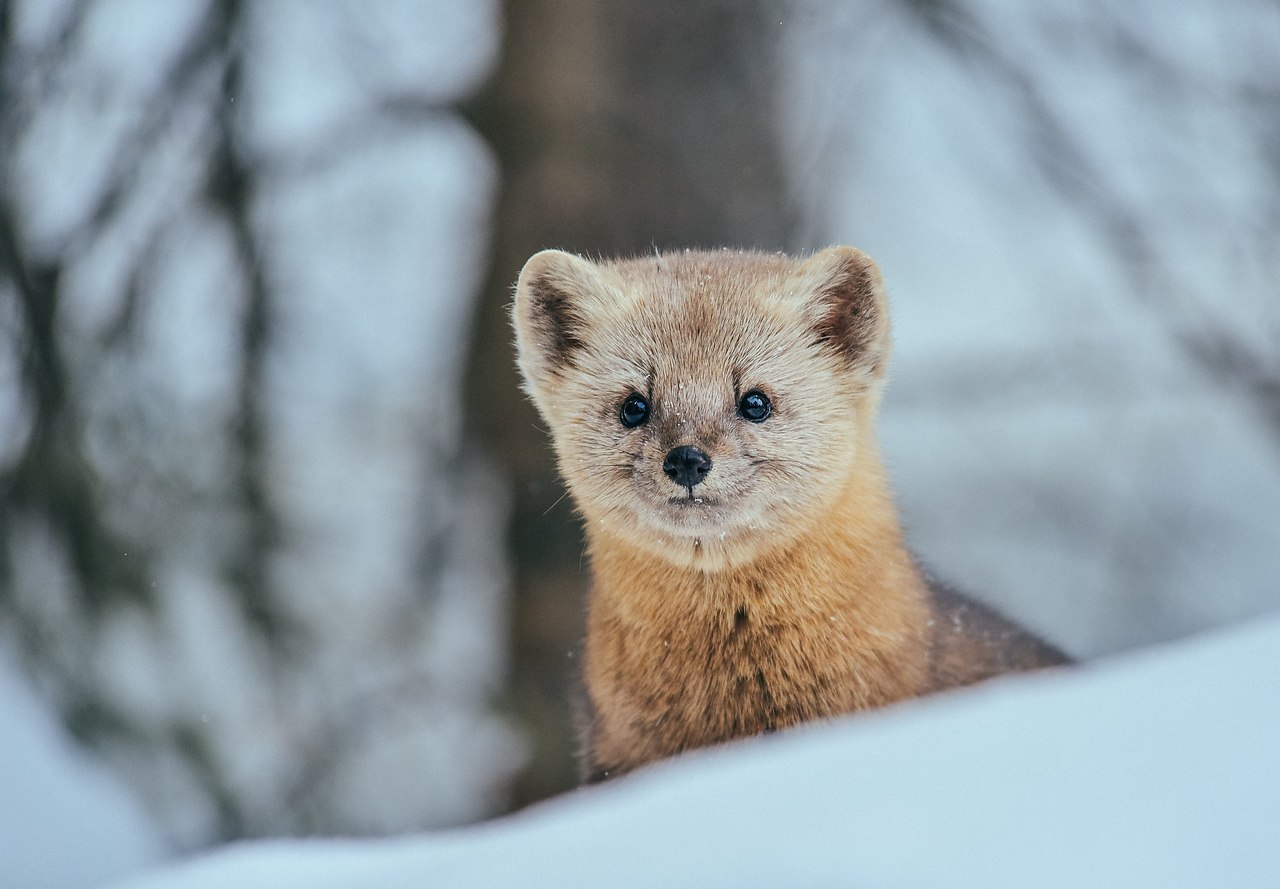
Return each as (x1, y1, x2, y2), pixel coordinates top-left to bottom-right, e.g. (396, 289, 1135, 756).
(0, 652, 164, 889)
(106, 615, 1280, 889)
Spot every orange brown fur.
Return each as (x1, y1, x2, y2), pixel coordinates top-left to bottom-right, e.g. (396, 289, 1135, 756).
(512, 246, 1068, 781)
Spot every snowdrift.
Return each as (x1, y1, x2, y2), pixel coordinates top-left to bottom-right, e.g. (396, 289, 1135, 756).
(109, 616, 1280, 889)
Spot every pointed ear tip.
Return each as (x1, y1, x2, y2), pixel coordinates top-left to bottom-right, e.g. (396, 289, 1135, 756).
(518, 248, 562, 280)
(808, 246, 885, 297)
(816, 244, 878, 269)
(520, 247, 588, 275)
(516, 249, 597, 303)
(527, 247, 573, 262)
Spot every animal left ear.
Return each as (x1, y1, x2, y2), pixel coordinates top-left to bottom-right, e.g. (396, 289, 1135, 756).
(802, 245, 891, 377)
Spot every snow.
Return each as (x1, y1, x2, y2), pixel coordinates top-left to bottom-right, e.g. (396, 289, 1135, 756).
(0, 653, 165, 889)
(107, 615, 1280, 889)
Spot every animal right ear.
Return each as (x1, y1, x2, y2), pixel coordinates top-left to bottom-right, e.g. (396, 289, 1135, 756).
(512, 249, 602, 387)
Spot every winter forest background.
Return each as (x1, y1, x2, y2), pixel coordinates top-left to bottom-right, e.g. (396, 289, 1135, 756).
(1, 0, 1278, 884)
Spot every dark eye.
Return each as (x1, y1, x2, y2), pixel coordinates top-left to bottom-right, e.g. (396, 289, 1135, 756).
(738, 390, 772, 423)
(619, 393, 650, 428)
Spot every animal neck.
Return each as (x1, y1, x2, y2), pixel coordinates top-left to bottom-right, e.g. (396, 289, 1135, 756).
(583, 433, 933, 768)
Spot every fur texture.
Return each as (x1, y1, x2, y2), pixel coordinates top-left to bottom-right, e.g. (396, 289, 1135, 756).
(512, 246, 1068, 780)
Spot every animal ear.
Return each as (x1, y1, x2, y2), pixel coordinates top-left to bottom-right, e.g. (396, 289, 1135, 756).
(802, 245, 891, 377)
(512, 249, 604, 388)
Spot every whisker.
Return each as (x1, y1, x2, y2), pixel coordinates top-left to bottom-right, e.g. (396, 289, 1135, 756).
(542, 489, 571, 516)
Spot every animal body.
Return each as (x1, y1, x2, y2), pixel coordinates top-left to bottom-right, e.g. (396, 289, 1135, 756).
(511, 245, 1068, 781)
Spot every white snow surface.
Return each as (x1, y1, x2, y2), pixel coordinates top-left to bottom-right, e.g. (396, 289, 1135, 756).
(0, 653, 164, 889)
(108, 616, 1280, 889)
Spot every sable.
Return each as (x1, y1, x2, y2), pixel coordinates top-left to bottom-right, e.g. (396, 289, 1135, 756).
(512, 246, 1069, 781)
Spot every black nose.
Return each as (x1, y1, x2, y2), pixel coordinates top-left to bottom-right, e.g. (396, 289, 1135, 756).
(663, 445, 712, 489)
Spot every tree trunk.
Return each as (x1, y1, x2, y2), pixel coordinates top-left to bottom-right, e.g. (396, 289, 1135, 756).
(462, 0, 797, 806)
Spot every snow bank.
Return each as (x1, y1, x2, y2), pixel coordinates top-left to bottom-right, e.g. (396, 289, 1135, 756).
(0, 654, 164, 889)
(108, 616, 1280, 889)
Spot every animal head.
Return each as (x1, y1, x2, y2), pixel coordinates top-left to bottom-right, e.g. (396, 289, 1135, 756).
(512, 246, 891, 570)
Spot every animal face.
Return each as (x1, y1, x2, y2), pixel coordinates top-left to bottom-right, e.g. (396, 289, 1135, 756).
(512, 247, 891, 570)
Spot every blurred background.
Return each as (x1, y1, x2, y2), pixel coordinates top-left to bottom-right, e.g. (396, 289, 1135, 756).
(1, 0, 1277, 884)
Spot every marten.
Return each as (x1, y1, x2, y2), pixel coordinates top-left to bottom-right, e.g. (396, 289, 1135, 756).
(511, 245, 1069, 782)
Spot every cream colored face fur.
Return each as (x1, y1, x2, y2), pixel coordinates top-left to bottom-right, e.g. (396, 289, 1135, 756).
(513, 247, 891, 571)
